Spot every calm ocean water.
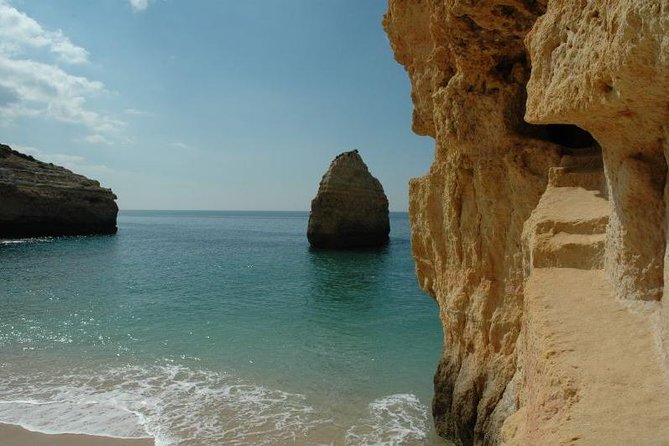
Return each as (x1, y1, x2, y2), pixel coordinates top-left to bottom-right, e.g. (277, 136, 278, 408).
(0, 211, 444, 445)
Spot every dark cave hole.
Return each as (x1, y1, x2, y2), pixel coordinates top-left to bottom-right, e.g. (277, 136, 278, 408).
(543, 124, 597, 149)
(510, 89, 598, 152)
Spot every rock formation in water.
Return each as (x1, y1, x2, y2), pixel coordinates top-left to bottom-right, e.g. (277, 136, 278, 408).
(307, 150, 390, 249)
(0, 143, 118, 238)
(384, 0, 669, 444)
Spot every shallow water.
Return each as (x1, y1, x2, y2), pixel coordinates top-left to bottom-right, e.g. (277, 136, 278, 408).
(0, 211, 444, 445)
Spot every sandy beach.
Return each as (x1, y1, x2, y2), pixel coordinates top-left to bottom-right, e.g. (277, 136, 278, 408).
(0, 423, 154, 446)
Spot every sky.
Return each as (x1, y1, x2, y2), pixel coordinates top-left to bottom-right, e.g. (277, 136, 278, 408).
(0, 0, 434, 211)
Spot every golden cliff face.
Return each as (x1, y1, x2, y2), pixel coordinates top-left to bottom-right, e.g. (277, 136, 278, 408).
(385, 1, 669, 445)
(525, 0, 669, 303)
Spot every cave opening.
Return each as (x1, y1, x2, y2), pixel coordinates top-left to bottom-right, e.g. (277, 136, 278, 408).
(510, 89, 598, 152)
(518, 122, 599, 154)
(543, 124, 597, 149)
(518, 120, 606, 194)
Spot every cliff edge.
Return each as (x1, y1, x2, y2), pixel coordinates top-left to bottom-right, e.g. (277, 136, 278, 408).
(0, 144, 118, 238)
(384, 0, 669, 444)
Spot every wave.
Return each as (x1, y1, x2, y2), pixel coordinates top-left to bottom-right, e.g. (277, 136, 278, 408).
(0, 364, 433, 445)
(0, 364, 323, 445)
(346, 394, 430, 446)
(0, 237, 53, 245)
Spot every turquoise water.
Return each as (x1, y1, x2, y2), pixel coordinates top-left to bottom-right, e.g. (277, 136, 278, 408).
(0, 211, 444, 445)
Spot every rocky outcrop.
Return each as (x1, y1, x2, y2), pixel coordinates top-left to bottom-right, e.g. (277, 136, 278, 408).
(503, 152, 669, 445)
(384, 0, 669, 445)
(525, 0, 669, 304)
(307, 150, 389, 249)
(0, 144, 118, 238)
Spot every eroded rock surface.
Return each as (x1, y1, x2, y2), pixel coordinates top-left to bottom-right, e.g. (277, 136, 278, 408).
(385, 0, 669, 444)
(307, 150, 389, 249)
(0, 143, 118, 238)
(525, 0, 669, 302)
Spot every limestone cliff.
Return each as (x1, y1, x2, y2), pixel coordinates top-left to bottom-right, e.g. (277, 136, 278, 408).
(0, 143, 118, 238)
(384, 0, 669, 444)
(307, 150, 389, 249)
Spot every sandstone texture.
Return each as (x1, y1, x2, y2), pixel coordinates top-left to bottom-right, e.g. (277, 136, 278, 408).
(384, 0, 669, 444)
(0, 143, 118, 238)
(307, 150, 389, 249)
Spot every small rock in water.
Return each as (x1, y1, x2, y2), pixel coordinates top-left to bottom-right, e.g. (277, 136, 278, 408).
(307, 150, 390, 249)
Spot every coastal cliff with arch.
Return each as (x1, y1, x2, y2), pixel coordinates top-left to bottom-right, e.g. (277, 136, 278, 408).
(384, 0, 669, 444)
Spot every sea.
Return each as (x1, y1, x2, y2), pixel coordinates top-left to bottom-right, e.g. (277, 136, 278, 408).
(0, 211, 445, 445)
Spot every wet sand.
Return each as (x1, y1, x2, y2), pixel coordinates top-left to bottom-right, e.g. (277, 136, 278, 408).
(0, 423, 154, 446)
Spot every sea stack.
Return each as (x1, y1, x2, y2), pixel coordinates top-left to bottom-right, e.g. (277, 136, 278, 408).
(307, 150, 389, 249)
(0, 143, 118, 238)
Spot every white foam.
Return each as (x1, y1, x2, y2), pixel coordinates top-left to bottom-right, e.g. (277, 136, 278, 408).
(0, 364, 325, 445)
(0, 365, 435, 445)
(345, 394, 430, 446)
(0, 238, 52, 245)
(0, 400, 149, 439)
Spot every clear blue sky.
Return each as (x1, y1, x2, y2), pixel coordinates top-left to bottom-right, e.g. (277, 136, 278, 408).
(0, 0, 433, 211)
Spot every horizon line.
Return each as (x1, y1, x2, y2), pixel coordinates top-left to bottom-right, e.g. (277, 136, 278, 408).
(119, 208, 410, 213)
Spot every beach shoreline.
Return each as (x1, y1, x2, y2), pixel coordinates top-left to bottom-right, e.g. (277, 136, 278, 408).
(0, 423, 154, 446)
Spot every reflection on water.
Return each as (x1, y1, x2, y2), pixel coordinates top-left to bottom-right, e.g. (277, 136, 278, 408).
(302, 246, 392, 394)
(307, 245, 389, 306)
